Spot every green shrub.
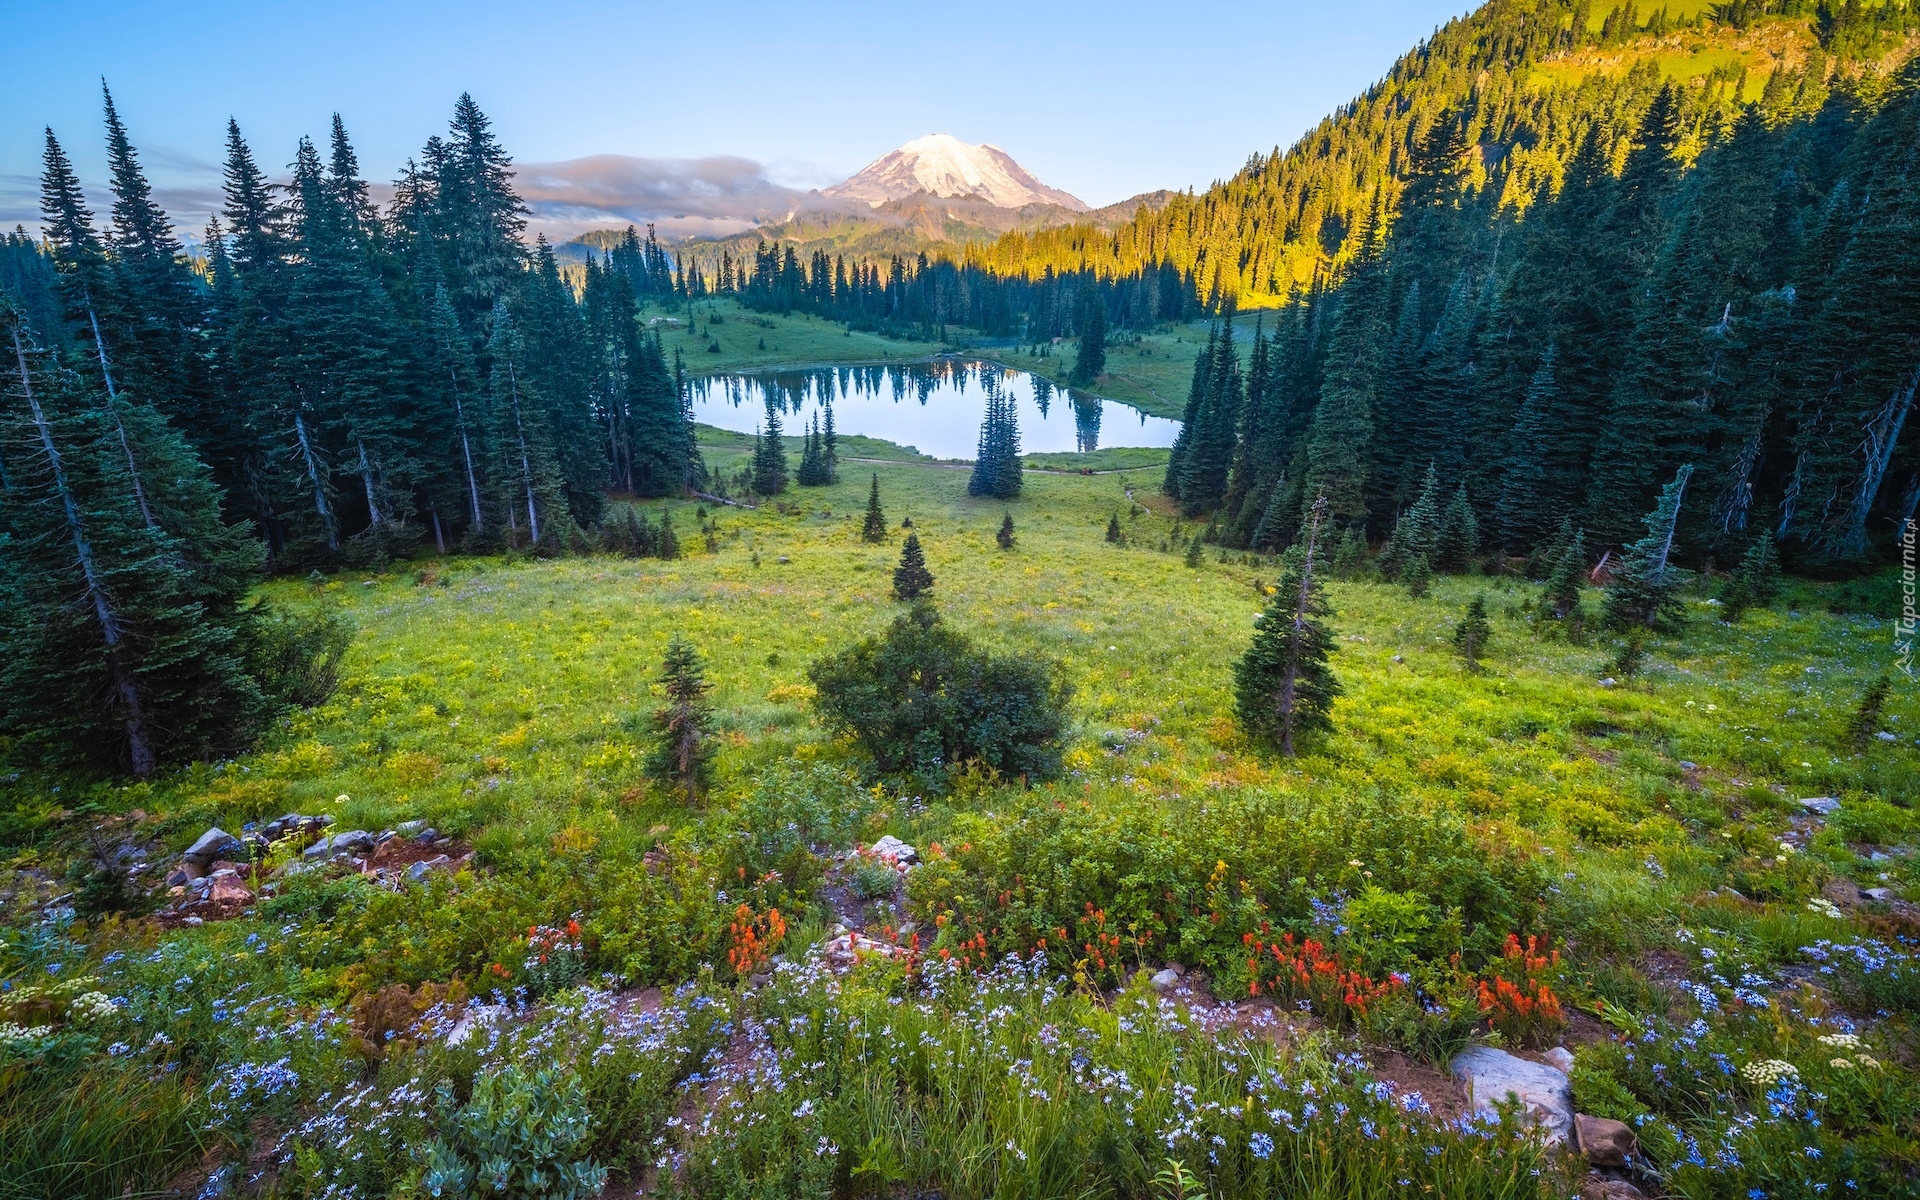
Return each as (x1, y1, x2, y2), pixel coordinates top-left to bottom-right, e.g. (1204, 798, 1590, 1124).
(809, 600, 1072, 788)
(246, 600, 353, 711)
(421, 1065, 607, 1199)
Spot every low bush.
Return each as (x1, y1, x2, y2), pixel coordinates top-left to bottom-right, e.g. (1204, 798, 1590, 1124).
(809, 600, 1072, 789)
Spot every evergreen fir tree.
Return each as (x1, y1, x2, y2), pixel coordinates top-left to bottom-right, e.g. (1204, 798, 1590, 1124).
(750, 396, 789, 496)
(861, 473, 887, 542)
(997, 511, 1016, 550)
(1, 307, 267, 775)
(1493, 347, 1558, 552)
(1185, 532, 1206, 567)
(893, 532, 933, 600)
(1330, 525, 1369, 579)
(1381, 463, 1443, 578)
(1071, 294, 1106, 385)
(1604, 464, 1693, 630)
(1234, 496, 1341, 755)
(657, 510, 680, 560)
(796, 412, 829, 485)
(1435, 485, 1479, 573)
(1453, 594, 1492, 671)
(1544, 524, 1588, 622)
(1106, 512, 1123, 544)
(645, 636, 716, 804)
(1402, 552, 1434, 598)
(968, 385, 1022, 499)
(1719, 530, 1779, 622)
(1845, 675, 1892, 752)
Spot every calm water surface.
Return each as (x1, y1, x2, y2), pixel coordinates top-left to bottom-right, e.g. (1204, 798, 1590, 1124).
(688, 359, 1180, 459)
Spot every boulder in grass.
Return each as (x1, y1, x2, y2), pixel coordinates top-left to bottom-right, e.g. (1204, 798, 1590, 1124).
(1574, 1114, 1637, 1168)
(183, 827, 242, 867)
(1449, 1045, 1574, 1144)
(1800, 796, 1841, 816)
(870, 835, 918, 865)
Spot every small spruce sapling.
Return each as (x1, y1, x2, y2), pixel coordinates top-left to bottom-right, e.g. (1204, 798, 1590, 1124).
(1184, 533, 1206, 567)
(1453, 594, 1492, 672)
(1846, 675, 1892, 752)
(1610, 637, 1644, 680)
(1106, 512, 1124, 544)
(646, 636, 716, 804)
(861, 474, 887, 542)
(1331, 526, 1368, 579)
(893, 533, 934, 600)
(1544, 524, 1587, 623)
(1401, 552, 1434, 598)
(1719, 531, 1779, 622)
(996, 512, 1016, 550)
(1603, 465, 1693, 631)
(1233, 495, 1341, 756)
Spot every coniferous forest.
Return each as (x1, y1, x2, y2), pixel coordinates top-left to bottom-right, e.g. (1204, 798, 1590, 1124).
(4, 3, 1920, 1199)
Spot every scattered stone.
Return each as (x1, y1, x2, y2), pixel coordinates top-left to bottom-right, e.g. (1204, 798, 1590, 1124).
(1597, 678, 1617, 688)
(1150, 968, 1182, 991)
(396, 820, 427, 836)
(183, 827, 242, 866)
(1823, 878, 1865, 906)
(1678, 761, 1697, 771)
(330, 830, 377, 855)
(302, 836, 333, 860)
(1543, 1046, 1576, 1073)
(1866, 887, 1899, 902)
(259, 812, 331, 846)
(1876, 731, 1899, 742)
(1450, 1046, 1574, 1144)
(165, 861, 207, 888)
(870, 835, 918, 865)
(818, 931, 899, 971)
(376, 830, 396, 844)
(415, 827, 440, 844)
(1575, 1114, 1638, 1167)
(407, 855, 452, 883)
(1390, 654, 1404, 663)
(748, 972, 772, 989)
(1800, 796, 1841, 816)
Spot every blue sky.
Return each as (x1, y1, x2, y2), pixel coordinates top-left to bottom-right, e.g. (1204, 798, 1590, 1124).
(2, 0, 1477, 238)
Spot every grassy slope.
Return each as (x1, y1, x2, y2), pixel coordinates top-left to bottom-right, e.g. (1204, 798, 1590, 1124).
(130, 443, 1910, 898)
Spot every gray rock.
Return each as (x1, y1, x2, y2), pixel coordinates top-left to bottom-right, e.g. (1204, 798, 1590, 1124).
(1866, 887, 1899, 902)
(331, 830, 377, 855)
(1678, 761, 1697, 771)
(870, 835, 918, 865)
(376, 830, 396, 844)
(1800, 796, 1841, 816)
(396, 820, 427, 836)
(1575, 1114, 1638, 1168)
(1390, 654, 1404, 663)
(302, 836, 333, 860)
(1450, 1046, 1574, 1144)
(407, 855, 452, 883)
(1150, 967, 1182, 991)
(1542, 1046, 1576, 1073)
(184, 827, 242, 866)
(1876, 731, 1899, 742)
(414, 828, 440, 845)
(1597, 677, 1617, 688)
(1823, 877, 1865, 906)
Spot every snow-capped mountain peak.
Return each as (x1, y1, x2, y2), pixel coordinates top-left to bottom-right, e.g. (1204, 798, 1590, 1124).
(824, 134, 1088, 211)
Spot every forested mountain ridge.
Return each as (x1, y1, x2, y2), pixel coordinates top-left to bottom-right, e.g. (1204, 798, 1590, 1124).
(968, 0, 1919, 304)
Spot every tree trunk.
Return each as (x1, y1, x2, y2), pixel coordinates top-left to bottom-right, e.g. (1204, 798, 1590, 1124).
(294, 410, 339, 550)
(452, 368, 483, 529)
(12, 327, 155, 776)
(87, 305, 155, 529)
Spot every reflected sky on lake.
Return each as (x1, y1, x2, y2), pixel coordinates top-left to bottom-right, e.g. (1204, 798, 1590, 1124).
(687, 359, 1180, 459)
